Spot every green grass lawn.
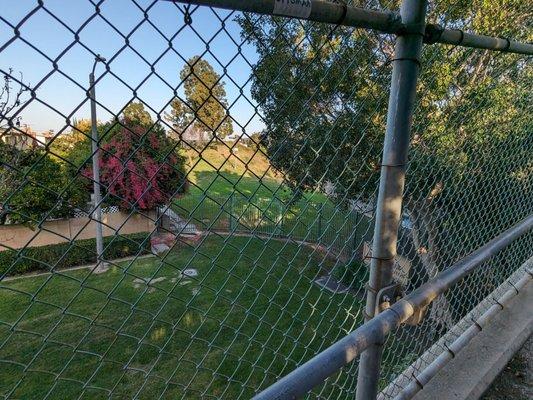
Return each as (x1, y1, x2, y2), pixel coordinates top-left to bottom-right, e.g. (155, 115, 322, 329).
(0, 235, 365, 399)
(174, 183, 373, 261)
(174, 144, 373, 257)
(182, 143, 291, 200)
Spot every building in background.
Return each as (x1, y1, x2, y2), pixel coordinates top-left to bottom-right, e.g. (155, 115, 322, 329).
(180, 124, 211, 143)
(0, 125, 54, 150)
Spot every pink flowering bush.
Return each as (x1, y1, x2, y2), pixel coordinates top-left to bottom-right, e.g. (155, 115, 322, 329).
(87, 124, 188, 211)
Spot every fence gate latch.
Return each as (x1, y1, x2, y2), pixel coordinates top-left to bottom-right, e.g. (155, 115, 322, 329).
(375, 282, 404, 314)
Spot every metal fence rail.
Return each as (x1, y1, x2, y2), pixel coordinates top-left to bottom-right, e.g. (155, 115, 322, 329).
(0, 0, 531, 399)
(253, 215, 533, 399)
(174, 0, 533, 55)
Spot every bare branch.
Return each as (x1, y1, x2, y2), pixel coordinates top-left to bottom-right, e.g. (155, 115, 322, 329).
(0, 69, 29, 132)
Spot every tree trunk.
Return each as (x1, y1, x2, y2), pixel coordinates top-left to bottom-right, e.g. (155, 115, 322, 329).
(408, 199, 454, 332)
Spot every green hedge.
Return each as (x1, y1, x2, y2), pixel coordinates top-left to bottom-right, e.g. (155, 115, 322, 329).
(0, 233, 151, 277)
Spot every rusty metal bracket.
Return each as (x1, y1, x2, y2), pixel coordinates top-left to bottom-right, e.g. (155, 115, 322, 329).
(376, 282, 429, 325)
(375, 282, 404, 314)
(405, 304, 430, 326)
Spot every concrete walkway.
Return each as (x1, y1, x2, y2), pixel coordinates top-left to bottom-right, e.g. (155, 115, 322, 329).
(2, 253, 156, 282)
(413, 281, 532, 400)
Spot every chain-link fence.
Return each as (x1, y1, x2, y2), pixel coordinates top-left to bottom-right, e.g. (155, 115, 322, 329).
(171, 193, 373, 259)
(0, 1, 531, 399)
(380, 35, 533, 398)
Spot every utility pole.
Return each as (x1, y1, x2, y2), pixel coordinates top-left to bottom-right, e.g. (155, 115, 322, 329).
(89, 55, 107, 274)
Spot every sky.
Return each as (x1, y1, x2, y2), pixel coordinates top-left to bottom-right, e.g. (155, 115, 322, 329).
(0, 0, 263, 136)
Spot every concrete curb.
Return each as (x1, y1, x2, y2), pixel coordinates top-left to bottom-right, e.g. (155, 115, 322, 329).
(412, 282, 533, 400)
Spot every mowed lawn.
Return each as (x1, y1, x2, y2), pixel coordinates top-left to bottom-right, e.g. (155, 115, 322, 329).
(174, 145, 373, 254)
(180, 143, 328, 207)
(183, 143, 288, 200)
(0, 236, 364, 399)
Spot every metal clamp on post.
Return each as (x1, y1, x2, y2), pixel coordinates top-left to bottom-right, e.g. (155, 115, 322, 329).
(375, 282, 404, 314)
(399, 22, 426, 36)
(376, 281, 430, 325)
(424, 23, 445, 44)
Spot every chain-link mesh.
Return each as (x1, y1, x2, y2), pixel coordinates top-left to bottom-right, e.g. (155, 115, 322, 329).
(0, 1, 531, 399)
(378, 5, 533, 395)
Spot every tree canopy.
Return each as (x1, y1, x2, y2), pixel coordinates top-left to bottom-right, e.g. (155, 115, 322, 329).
(0, 68, 28, 131)
(122, 101, 154, 128)
(237, 2, 532, 323)
(49, 102, 188, 213)
(166, 56, 234, 141)
(50, 119, 92, 167)
(88, 123, 188, 211)
(0, 142, 87, 225)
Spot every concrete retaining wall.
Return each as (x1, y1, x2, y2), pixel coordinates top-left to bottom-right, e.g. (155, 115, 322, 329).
(0, 211, 157, 250)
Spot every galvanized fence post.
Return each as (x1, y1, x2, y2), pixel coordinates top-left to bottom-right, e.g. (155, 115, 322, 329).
(89, 66, 106, 273)
(356, 0, 428, 398)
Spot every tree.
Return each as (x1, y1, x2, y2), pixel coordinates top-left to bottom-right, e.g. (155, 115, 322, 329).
(51, 104, 161, 173)
(0, 69, 30, 198)
(0, 141, 21, 224)
(123, 101, 153, 128)
(50, 119, 92, 166)
(1, 70, 24, 220)
(51, 104, 183, 212)
(0, 68, 29, 132)
(237, 16, 387, 198)
(166, 56, 234, 141)
(237, 2, 532, 329)
(48, 119, 95, 210)
(90, 123, 188, 211)
(0, 144, 87, 225)
(0, 70, 88, 226)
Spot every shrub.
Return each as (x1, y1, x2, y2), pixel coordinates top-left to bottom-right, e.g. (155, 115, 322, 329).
(87, 124, 188, 211)
(1, 144, 87, 225)
(0, 233, 151, 277)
